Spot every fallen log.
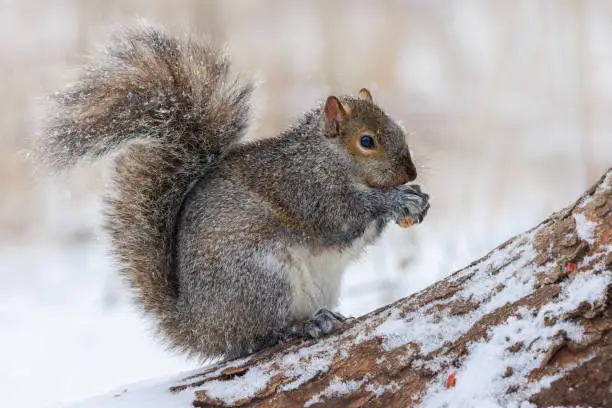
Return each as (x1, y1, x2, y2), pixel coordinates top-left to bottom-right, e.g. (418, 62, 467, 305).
(75, 169, 612, 408)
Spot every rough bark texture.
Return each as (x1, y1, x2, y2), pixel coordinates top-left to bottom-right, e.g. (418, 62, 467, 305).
(96, 169, 612, 408)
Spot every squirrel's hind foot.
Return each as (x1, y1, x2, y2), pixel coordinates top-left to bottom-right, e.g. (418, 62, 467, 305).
(277, 308, 351, 343)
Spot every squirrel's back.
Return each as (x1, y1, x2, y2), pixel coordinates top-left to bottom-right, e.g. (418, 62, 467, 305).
(39, 24, 253, 354)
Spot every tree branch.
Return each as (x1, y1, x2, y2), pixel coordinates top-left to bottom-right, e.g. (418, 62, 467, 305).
(77, 169, 612, 408)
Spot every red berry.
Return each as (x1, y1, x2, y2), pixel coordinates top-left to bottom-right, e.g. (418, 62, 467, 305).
(446, 372, 457, 388)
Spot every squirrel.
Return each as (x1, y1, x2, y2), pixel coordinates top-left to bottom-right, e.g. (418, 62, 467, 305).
(39, 24, 430, 360)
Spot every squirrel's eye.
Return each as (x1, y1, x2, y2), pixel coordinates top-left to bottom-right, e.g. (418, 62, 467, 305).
(360, 135, 375, 149)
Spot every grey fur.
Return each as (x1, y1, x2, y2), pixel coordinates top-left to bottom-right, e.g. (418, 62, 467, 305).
(39, 24, 430, 361)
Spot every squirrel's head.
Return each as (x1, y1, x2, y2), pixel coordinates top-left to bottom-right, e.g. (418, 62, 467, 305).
(322, 89, 417, 190)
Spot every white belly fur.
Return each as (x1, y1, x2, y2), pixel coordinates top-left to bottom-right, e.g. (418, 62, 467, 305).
(287, 221, 380, 319)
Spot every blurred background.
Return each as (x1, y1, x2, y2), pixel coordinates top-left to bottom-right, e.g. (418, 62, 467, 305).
(1, 0, 610, 407)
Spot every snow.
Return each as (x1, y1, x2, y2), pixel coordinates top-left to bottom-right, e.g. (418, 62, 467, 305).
(373, 231, 542, 355)
(365, 381, 401, 396)
(573, 213, 597, 245)
(416, 257, 610, 406)
(417, 303, 584, 408)
(540, 271, 610, 316)
(197, 364, 273, 405)
(0, 243, 197, 408)
(304, 375, 400, 406)
(304, 376, 368, 407)
(277, 342, 336, 391)
(68, 370, 197, 408)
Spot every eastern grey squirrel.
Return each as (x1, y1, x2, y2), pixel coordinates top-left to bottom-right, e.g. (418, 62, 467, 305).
(39, 24, 430, 360)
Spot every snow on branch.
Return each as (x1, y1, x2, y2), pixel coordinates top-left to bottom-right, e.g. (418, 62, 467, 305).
(73, 169, 612, 408)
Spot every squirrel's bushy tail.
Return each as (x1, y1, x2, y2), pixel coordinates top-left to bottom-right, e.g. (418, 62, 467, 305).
(41, 24, 253, 350)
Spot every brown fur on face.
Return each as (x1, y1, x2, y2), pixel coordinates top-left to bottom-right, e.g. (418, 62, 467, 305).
(323, 90, 417, 190)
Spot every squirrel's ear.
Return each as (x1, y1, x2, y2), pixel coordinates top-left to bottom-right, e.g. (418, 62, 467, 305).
(324, 96, 347, 137)
(358, 88, 373, 102)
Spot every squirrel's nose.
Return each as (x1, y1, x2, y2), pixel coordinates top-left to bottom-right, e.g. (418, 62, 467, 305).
(406, 162, 417, 182)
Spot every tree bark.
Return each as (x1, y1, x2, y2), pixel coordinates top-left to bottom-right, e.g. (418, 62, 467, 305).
(93, 169, 612, 408)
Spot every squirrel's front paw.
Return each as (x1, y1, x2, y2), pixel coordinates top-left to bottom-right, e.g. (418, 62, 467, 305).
(393, 184, 430, 225)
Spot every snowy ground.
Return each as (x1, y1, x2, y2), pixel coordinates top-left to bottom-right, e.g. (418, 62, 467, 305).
(0, 242, 193, 407)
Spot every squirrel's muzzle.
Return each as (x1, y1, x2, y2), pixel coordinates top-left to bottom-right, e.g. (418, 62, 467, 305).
(406, 161, 417, 182)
